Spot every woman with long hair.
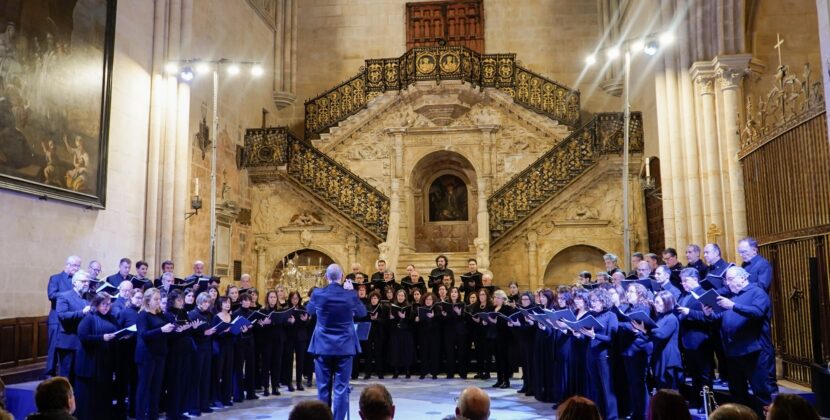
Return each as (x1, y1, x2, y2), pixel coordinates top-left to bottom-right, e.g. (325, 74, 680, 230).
(633, 290, 682, 390)
(285, 291, 310, 390)
(211, 296, 235, 406)
(442, 286, 468, 379)
(388, 288, 415, 378)
(163, 290, 196, 420)
(259, 290, 284, 396)
(531, 288, 556, 403)
(471, 288, 494, 380)
(416, 292, 442, 379)
(618, 283, 654, 420)
(581, 288, 619, 420)
(363, 290, 387, 380)
(135, 288, 176, 420)
(488, 289, 515, 388)
(75, 292, 119, 420)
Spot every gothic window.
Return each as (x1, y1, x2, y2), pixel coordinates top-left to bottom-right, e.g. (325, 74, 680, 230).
(406, 0, 484, 53)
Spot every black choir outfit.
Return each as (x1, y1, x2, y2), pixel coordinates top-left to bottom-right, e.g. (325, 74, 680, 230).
(188, 306, 214, 416)
(284, 305, 310, 389)
(584, 309, 619, 420)
(75, 310, 119, 420)
(387, 303, 415, 377)
(135, 310, 170, 420)
(210, 313, 235, 406)
(416, 303, 441, 379)
(441, 300, 468, 378)
(164, 308, 195, 420)
(363, 302, 387, 379)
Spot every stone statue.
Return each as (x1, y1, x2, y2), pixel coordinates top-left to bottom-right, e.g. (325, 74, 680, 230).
(290, 210, 324, 226)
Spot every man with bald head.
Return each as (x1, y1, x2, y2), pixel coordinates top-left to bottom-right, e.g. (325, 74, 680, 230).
(110, 281, 133, 318)
(446, 386, 490, 420)
(46, 255, 82, 377)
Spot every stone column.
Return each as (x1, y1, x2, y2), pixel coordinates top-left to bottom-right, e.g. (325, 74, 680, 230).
(526, 231, 539, 291)
(653, 65, 677, 249)
(384, 178, 402, 270)
(346, 234, 358, 270)
(272, 0, 298, 109)
(475, 176, 490, 270)
(716, 60, 749, 253)
(691, 62, 726, 248)
(254, 238, 267, 293)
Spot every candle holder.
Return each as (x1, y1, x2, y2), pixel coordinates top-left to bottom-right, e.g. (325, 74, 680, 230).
(186, 195, 203, 219)
(641, 176, 655, 191)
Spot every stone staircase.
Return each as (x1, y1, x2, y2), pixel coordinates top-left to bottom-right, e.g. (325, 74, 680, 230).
(241, 127, 390, 241)
(394, 251, 478, 279)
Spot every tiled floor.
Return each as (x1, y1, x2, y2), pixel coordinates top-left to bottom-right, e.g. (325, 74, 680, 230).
(199, 377, 557, 420)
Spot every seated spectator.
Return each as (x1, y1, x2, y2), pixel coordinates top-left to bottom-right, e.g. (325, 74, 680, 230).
(557, 396, 602, 420)
(648, 390, 691, 420)
(26, 377, 77, 420)
(709, 403, 759, 420)
(765, 394, 820, 420)
(444, 386, 490, 420)
(289, 400, 333, 420)
(359, 384, 395, 420)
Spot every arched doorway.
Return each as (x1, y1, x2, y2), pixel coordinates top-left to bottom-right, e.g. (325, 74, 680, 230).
(409, 151, 477, 252)
(269, 248, 336, 291)
(542, 245, 607, 287)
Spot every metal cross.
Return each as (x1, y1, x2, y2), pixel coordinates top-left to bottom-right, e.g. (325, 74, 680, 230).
(774, 33, 784, 67)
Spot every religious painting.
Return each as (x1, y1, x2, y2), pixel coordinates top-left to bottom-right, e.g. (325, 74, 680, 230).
(428, 174, 468, 222)
(0, 0, 116, 208)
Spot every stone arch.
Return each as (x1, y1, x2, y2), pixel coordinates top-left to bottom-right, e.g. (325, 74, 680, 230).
(542, 244, 609, 287)
(409, 150, 478, 252)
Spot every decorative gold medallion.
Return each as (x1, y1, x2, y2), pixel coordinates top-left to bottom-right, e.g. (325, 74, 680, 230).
(440, 52, 460, 73)
(417, 53, 437, 74)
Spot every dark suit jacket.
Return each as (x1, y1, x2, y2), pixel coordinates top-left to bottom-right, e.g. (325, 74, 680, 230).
(76, 312, 119, 380)
(106, 273, 133, 287)
(56, 290, 88, 350)
(710, 283, 770, 357)
(110, 296, 129, 319)
(48, 272, 73, 324)
(677, 289, 711, 350)
(743, 255, 773, 293)
(135, 311, 169, 361)
(307, 282, 367, 356)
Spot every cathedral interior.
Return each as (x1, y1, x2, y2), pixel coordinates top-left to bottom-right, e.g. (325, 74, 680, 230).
(1, 0, 830, 417)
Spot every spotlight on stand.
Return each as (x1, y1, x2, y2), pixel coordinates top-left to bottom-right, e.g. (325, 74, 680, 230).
(179, 66, 194, 82)
(644, 41, 659, 56)
(585, 54, 597, 66)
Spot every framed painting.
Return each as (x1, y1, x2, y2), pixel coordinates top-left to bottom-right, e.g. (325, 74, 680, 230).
(428, 174, 468, 222)
(0, 0, 116, 208)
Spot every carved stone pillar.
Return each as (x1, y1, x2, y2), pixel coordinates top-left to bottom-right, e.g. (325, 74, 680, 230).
(346, 234, 358, 270)
(821, 0, 830, 134)
(254, 238, 267, 292)
(716, 58, 749, 252)
(653, 69, 676, 249)
(384, 178, 402, 270)
(475, 177, 490, 270)
(691, 62, 726, 248)
(526, 231, 539, 291)
(272, 0, 297, 109)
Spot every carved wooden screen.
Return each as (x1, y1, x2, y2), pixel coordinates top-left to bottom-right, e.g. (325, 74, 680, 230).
(644, 158, 665, 255)
(740, 111, 830, 385)
(406, 1, 484, 53)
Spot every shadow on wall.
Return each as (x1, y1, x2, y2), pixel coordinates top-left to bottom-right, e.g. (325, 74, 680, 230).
(543, 244, 608, 288)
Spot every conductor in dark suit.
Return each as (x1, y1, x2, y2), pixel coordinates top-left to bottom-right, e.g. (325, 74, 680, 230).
(307, 264, 367, 420)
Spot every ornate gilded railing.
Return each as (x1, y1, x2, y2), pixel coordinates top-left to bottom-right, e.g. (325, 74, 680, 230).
(305, 46, 581, 138)
(242, 127, 390, 240)
(488, 112, 644, 241)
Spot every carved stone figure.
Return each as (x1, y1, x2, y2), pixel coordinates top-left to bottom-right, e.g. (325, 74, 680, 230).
(290, 210, 324, 226)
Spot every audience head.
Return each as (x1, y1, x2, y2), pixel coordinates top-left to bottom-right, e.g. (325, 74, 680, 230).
(326, 264, 344, 283)
(288, 400, 332, 420)
(709, 403, 759, 420)
(647, 390, 691, 420)
(766, 393, 820, 420)
(558, 396, 601, 420)
(455, 386, 490, 420)
(359, 383, 395, 420)
(34, 377, 75, 414)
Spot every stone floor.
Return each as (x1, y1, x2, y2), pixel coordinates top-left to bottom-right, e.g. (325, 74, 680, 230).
(199, 377, 557, 420)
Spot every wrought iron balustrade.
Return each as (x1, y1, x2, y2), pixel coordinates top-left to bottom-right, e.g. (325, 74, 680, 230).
(487, 112, 643, 241)
(242, 127, 390, 240)
(304, 46, 581, 138)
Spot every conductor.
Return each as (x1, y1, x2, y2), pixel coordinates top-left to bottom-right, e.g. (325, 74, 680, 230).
(307, 263, 367, 420)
